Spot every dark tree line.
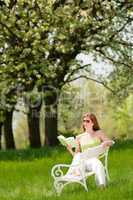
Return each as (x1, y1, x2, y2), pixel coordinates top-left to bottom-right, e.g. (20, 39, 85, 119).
(0, 0, 132, 149)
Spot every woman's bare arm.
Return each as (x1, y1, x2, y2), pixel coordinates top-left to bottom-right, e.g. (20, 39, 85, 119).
(97, 130, 113, 148)
(67, 136, 81, 156)
(75, 137, 81, 154)
(66, 144, 75, 156)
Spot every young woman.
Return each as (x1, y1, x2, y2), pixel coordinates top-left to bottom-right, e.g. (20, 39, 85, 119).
(66, 113, 113, 187)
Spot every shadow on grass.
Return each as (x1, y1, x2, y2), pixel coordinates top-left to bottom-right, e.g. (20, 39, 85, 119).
(0, 139, 132, 161)
(109, 174, 133, 188)
(112, 139, 133, 151)
(0, 145, 66, 161)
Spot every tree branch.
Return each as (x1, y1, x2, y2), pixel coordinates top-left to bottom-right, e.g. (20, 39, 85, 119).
(67, 75, 116, 94)
(95, 48, 133, 71)
(93, 17, 133, 50)
(113, 39, 133, 47)
(64, 64, 91, 83)
(109, 17, 132, 42)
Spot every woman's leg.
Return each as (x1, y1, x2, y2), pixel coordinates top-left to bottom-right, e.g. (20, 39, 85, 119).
(66, 153, 81, 176)
(85, 157, 106, 186)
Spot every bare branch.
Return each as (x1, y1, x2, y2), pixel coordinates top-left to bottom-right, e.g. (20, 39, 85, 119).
(94, 17, 133, 50)
(64, 64, 91, 83)
(109, 17, 133, 42)
(114, 39, 133, 47)
(67, 75, 115, 94)
(95, 49, 133, 71)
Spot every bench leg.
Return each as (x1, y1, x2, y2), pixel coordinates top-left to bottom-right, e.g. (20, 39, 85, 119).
(83, 182, 88, 192)
(54, 180, 64, 195)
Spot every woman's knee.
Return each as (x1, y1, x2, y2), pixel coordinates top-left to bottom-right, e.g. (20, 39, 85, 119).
(90, 158, 103, 170)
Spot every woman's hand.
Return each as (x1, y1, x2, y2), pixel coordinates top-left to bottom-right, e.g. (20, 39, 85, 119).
(75, 137, 81, 154)
(66, 144, 75, 156)
(101, 140, 113, 148)
(67, 144, 72, 151)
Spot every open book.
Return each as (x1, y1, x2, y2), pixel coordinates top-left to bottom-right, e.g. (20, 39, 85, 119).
(57, 135, 77, 148)
(80, 144, 107, 159)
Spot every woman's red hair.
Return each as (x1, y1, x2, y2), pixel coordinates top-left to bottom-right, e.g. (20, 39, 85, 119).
(82, 113, 100, 131)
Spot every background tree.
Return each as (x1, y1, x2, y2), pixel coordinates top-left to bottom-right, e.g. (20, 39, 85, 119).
(0, 110, 4, 149)
(0, 85, 16, 149)
(24, 89, 42, 148)
(0, 0, 132, 146)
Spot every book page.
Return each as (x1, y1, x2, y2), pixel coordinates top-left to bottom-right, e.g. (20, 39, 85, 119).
(80, 144, 106, 159)
(57, 135, 67, 146)
(57, 135, 76, 148)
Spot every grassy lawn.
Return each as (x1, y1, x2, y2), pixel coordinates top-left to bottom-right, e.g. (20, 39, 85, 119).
(0, 140, 132, 200)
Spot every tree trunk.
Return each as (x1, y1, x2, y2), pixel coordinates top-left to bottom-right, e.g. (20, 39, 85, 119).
(0, 122, 3, 149)
(44, 95, 59, 146)
(27, 106, 41, 148)
(3, 110, 15, 149)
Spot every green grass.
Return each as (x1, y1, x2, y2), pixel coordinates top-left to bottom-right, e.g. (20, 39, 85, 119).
(0, 140, 133, 200)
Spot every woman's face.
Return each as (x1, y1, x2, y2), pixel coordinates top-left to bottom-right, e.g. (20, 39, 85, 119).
(83, 116, 94, 130)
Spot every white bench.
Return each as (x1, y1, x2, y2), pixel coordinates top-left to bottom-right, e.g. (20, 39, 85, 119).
(51, 144, 114, 195)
